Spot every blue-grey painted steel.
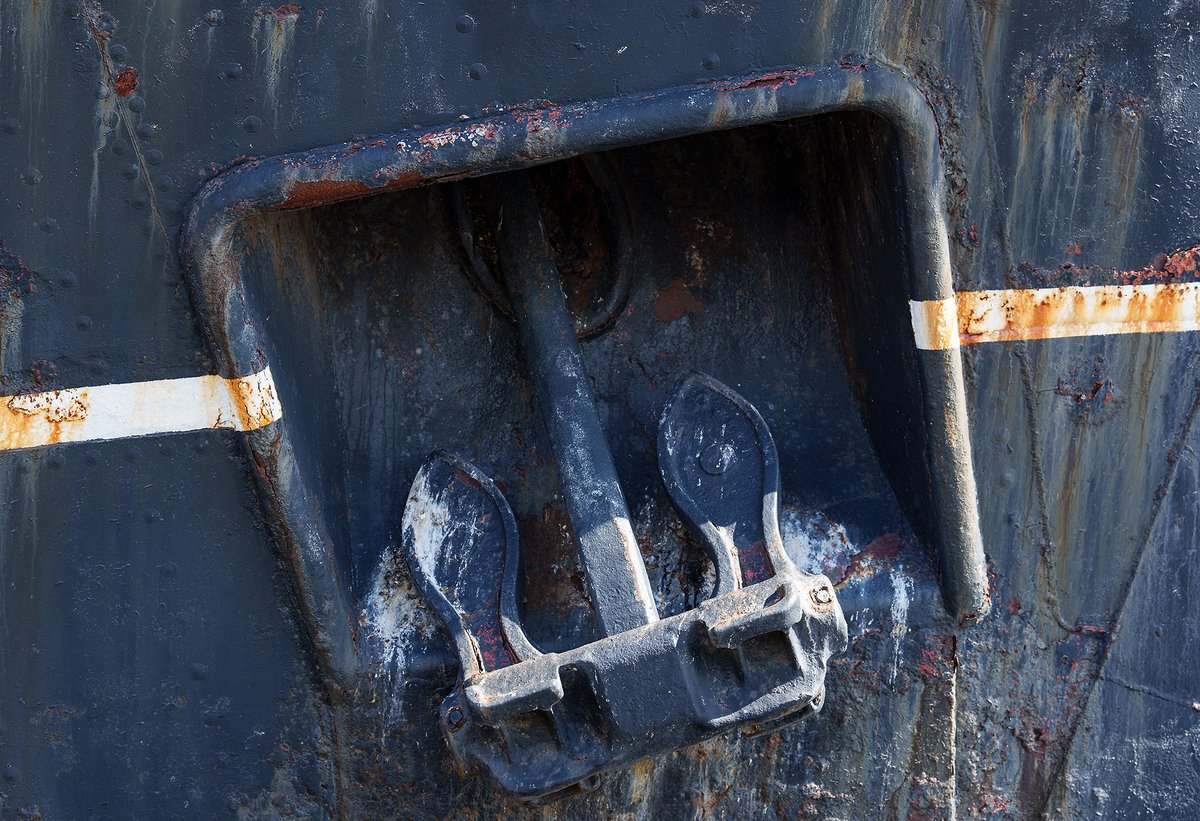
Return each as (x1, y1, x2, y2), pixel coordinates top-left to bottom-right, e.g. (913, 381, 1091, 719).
(1, 1, 1198, 818)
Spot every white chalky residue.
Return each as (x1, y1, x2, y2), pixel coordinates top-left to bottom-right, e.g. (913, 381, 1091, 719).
(362, 538, 439, 740)
(889, 574, 912, 684)
(403, 469, 455, 583)
(779, 507, 849, 576)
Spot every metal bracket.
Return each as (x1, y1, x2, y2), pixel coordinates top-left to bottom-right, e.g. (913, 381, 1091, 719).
(401, 172, 847, 797)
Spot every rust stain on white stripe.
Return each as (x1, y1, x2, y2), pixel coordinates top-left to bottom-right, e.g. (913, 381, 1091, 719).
(912, 282, 1200, 350)
(909, 297, 960, 350)
(0, 367, 281, 451)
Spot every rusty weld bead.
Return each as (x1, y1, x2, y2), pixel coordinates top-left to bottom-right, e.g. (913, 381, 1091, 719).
(446, 705, 466, 730)
(702, 52, 721, 71)
(468, 62, 488, 81)
(455, 14, 475, 33)
(700, 442, 735, 475)
(242, 115, 262, 133)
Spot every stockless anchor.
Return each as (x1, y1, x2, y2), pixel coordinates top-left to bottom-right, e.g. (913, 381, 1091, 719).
(400, 167, 848, 798)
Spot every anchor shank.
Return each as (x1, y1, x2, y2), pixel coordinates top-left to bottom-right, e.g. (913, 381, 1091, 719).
(490, 174, 659, 635)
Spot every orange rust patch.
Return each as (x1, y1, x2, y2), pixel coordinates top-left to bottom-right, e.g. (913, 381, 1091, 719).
(654, 278, 704, 323)
(2, 389, 89, 450)
(715, 68, 815, 93)
(1117, 244, 1200, 285)
(114, 66, 139, 98)
(266, 2, 300, 19)
(7, 389, 90, 423)
(279, 171, 424, 210)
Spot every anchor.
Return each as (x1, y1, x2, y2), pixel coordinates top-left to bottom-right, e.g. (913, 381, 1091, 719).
(401, 168, 848, 797)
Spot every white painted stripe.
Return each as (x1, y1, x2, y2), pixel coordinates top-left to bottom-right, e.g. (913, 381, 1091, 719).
(0, 367, 282, 452)
(910, 297, 960, 351)
(912, 282, 1200, 350)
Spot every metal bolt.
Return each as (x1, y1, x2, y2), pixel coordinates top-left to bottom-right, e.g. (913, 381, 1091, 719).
(811, 587, 833, 605)
(446, 705, 466, 731)
(700, 443, 735, 475)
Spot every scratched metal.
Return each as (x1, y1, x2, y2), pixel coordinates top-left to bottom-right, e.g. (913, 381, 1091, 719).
(1, 1, 1198, 819)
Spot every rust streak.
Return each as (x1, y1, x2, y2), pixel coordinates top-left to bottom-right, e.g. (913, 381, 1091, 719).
(654, 277, 704, 323)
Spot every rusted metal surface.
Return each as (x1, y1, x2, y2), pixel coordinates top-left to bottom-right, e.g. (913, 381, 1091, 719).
(2, 0, 1199, 818)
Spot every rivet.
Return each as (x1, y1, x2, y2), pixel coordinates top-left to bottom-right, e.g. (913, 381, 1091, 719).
(242, 115, 262, 133)
(702, 52, 721, 71)
(468, 62, 488, 81)
(700, 442, 735, 475)
(446, 705, 466, 730)
(455, 14, 475, 33)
